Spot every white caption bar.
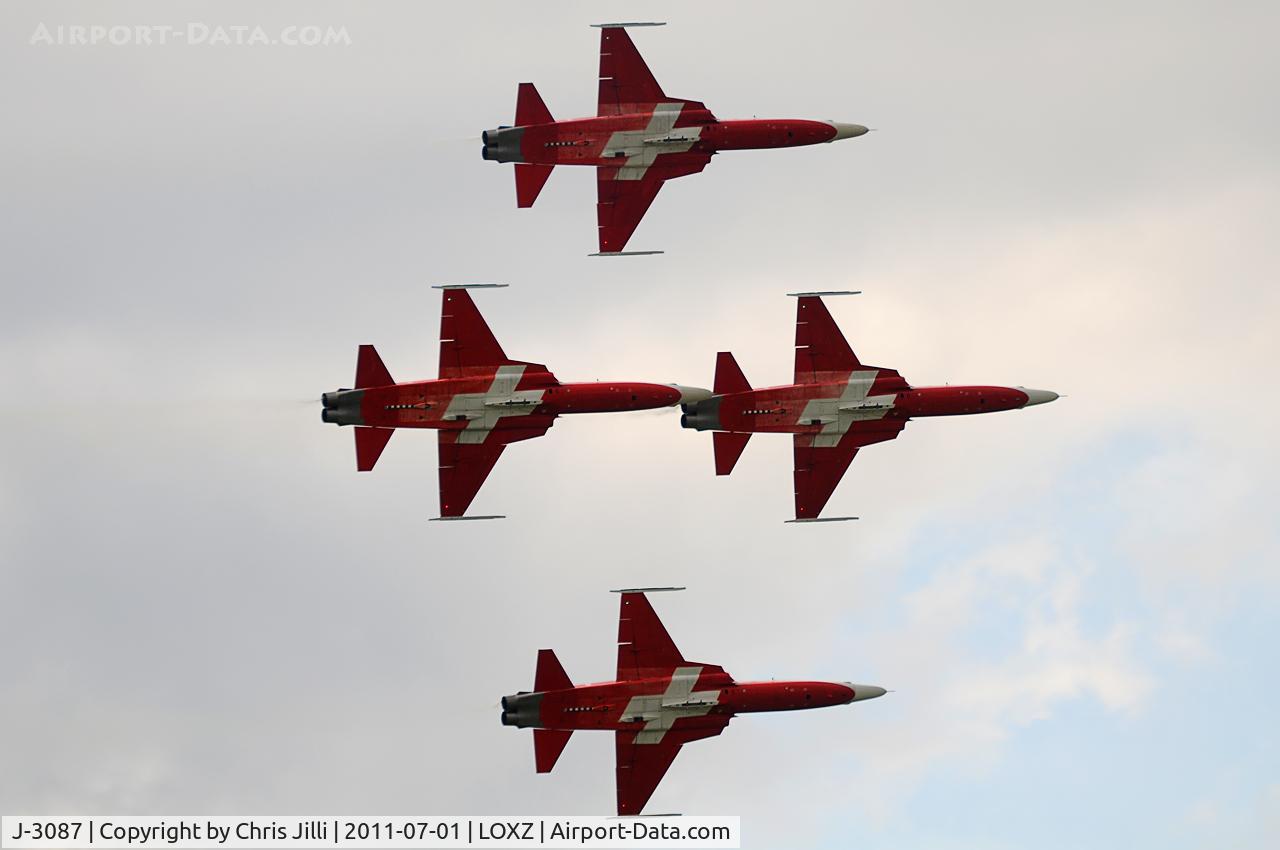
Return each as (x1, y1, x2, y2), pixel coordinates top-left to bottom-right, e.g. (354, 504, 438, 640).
(2, 817, 740, 849)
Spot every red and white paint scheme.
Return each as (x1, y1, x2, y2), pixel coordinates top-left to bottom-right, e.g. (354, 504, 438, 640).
(502, 588, 885, 816)
(481, 22, 869, 255)
(321, 285, 708, 519)
(680, 292, 1060, 521)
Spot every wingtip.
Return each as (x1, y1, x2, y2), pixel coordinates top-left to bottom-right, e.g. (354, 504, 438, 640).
(786, 516, 859, 523)
(590, 21, 667, 28)
(429, 515, 507, 522)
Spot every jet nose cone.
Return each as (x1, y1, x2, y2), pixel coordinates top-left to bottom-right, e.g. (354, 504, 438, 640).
(842, 683, 887, 702)
(825, 122, 870, 141)
(1018, 387, 1060, 407)
(668, 384, 713, 406)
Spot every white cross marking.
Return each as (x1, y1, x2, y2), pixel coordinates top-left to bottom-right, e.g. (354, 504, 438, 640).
(442, 365, 546, 444)
(798, 370, 897, 448)
(602, 103, 702, 181)
(620, 666, 721, 745)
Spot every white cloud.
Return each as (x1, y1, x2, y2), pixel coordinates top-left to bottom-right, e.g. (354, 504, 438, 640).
(776, 536, 1155, 828)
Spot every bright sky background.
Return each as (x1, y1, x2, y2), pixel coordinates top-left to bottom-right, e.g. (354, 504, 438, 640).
(2, 2, 1278, 848)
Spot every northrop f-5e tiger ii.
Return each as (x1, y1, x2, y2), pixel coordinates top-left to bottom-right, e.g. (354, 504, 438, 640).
(482, 22, 869, 255)
(680, 292, 1060, 521)
(502, 588, 886, 815)
(320, 285, 708, 519)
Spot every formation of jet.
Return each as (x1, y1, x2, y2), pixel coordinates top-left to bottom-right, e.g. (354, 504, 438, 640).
(501, 588, 886, 816)
(680, 292, 1059, 521)
(315, 20, 1064, 820)
(320, 285, 708, 519)
(482, 22, 869, 255)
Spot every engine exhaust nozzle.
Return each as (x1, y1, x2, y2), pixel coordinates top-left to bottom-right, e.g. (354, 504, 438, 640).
(679, 396, 723, 431)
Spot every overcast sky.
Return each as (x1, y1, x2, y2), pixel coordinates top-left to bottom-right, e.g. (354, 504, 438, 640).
(2, 2, 1278, 848)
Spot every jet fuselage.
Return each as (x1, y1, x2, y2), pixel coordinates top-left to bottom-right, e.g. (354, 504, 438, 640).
(683, 379, 1051, 435)
(483, 114, 866, 166)
(502, 676, 883, 734)
(324, 375, 689, 431)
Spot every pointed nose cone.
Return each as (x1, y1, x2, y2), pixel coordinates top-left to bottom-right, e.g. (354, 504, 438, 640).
(843, 683, 888, 703)
(1018, 387, 1060, 407)
(825, 122, 870, 141)
(668, 384, 713, 406)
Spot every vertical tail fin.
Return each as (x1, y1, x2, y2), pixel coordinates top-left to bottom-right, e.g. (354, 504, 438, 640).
(533, 728, 573, 773)
(713, 432, 751, 476)
(516, 82, 554, 126)
(515, 163, 554, 208)
(714, 352, 751, 394)
(535, 649, 573, 691)
(355, 344, 394, 389)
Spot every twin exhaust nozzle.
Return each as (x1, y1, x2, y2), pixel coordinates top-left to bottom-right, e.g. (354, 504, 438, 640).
(481, 126, 522, 163)
(500, 692, 540, 728)
(320, 389, 364, 426)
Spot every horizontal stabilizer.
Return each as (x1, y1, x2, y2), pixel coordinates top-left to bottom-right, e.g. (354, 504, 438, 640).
(354, 426, 394, 472)
(535, 648, 573, 692)
(534, 728, 573, 774)
(714, 352, 751, 394)
(515, 163, 554, 208)
(355, 344, 393, 390)
(515, 82, 554, 126)
(713, 432, 751, 476)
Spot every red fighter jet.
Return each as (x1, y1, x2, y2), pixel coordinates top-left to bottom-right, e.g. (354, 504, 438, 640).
(680, 292, 1060, 521)
(501, 588, 886, 816)
(320, 285, 708, 519)
(481, 22, 869, 255)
